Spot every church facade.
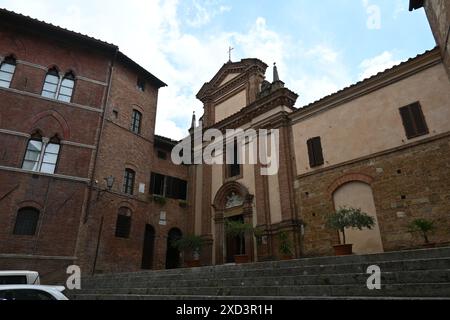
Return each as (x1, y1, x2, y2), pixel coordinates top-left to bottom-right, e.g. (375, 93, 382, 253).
(188, 48, 450, 266)
(0, 2, 449, 282)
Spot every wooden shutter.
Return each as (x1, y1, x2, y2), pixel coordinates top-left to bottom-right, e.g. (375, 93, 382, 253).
(400, 102, 428, 139)
(313, 137, 324, 166)
(307, 138, 315, 167)
(400, 105, 416, 138)
(307, 137, 324, 168)
(410, 102, 428, 136)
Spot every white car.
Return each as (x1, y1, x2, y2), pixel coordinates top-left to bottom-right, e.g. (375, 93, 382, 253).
(0, 285, 68, 301)
(0, 271, 40, 285)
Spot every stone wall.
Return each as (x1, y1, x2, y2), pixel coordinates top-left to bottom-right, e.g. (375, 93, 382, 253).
(295, 134, 450, 257)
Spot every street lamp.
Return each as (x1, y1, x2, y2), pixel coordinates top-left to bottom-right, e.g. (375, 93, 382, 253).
(96, 175, 115, 200)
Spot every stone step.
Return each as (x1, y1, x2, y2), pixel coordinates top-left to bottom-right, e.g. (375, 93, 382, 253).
(71, 282, 450, 298)
(69, 294, 450, 301)
(79, 269, 450, 290)
(81, 257, 450, 289)
(87, 247, 450, 281)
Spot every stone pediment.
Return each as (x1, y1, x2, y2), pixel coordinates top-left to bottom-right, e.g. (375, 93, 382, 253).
(197, 58, 268, 103)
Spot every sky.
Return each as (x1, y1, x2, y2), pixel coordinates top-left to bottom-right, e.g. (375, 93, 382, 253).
(0, 0, 435, 140)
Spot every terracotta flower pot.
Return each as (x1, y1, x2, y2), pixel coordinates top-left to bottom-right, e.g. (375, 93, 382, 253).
(281, 254, 294, 261)
(234, 255, 250, 264)
(333, 244, 353, 256)
(184, 260, 201, 268)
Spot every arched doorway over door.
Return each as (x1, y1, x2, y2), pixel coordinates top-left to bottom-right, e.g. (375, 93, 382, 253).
(332, 180, 384, 254)
(166, 228, 182, 269)
(141, 224, 155, 270)
(213, 181, 255, 265)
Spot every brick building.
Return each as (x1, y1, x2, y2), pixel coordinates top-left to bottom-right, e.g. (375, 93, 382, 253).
(1, 3, 449, 283)
(0, 9, 189, 282)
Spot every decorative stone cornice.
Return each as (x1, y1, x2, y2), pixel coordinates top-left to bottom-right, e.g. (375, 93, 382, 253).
(206, 87, 298, 131)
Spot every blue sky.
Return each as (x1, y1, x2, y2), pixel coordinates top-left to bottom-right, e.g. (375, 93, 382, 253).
(0, 0, 435, 139)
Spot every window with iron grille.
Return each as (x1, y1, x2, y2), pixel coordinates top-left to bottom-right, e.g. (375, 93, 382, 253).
(115, 207, 132, 238)
(131, 110, 142, 134)
(123, 169, 136, 195)
(13, 208, 40, 236)
(307, 137, 324, 168)
(0, 56, 16, 88)
(399, 102, 429, 139)
(22, 135, 60, 174)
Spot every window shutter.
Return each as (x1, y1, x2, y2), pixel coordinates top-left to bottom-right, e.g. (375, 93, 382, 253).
(410, 103, 428, 136)
(400, 106, 415, 138)
(307, 139, 315, 167)
(400, 102, 428, 139)
(307, 137, 323, 168)
(313, 137, 324, 166)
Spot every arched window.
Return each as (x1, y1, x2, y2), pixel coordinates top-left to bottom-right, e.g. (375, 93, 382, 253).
(14, 207, 40, 236)
(131, 110, 142, 134)
(41, 68, 75, 102)
(42, 67, 60, 99)
(123, 169, 136, 195)
(57, 71, 75, 102)
(0, 56, 16, 88)
(115, 207, 132, 238)
(22, 134, 60, 174)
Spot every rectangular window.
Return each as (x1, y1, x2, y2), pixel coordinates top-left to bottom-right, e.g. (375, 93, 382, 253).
(157, 150, 167, 160)
(150, 173, 187, 200)
(137, 78, 145, 92)
(399, 102, 429, 139)
(123, 169, 136, 195)
(150, 173, 165, 196)
(227, 140, 241, 178)
(307, 137, 324, 168)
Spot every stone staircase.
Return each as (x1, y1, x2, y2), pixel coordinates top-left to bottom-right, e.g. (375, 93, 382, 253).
(70, 247, 450, 300)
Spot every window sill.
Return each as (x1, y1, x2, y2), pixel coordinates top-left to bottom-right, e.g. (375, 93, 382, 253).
(0, 85, 102, 113)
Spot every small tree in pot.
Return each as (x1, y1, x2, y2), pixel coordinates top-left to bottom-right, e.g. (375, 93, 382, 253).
(408, 219, 436, 248)
(326, 207, 375, 256)
(278, 231, 294, 260)
(172, 234, 205, 268)
(225, 220, 255, 264)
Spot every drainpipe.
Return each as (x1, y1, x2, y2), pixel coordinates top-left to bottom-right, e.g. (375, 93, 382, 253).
(75, 47, 118, 275)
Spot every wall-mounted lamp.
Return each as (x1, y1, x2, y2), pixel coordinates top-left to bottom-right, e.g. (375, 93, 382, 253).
(96, 176, 115, 200)
(105, 176, 115, 191)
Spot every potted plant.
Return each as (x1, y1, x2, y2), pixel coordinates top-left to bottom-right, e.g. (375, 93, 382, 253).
(408, 219, 436, 248)
(172, 234, 205, 268)
(225, 220, 255, 264)
(326, 207, 376, 256)
(153, 195, 167, 206)
(179, 200, 188, 208)
(278, 231, 294, 260)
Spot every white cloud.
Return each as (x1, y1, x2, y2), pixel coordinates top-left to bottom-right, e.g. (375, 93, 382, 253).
(185, 0, 232, 28)
(359, 51, 402, 80)
(0, 0, 356, 137)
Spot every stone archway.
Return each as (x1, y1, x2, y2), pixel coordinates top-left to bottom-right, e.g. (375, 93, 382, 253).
(332, 181, 384, 254)
(213, 182, 254, 265)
